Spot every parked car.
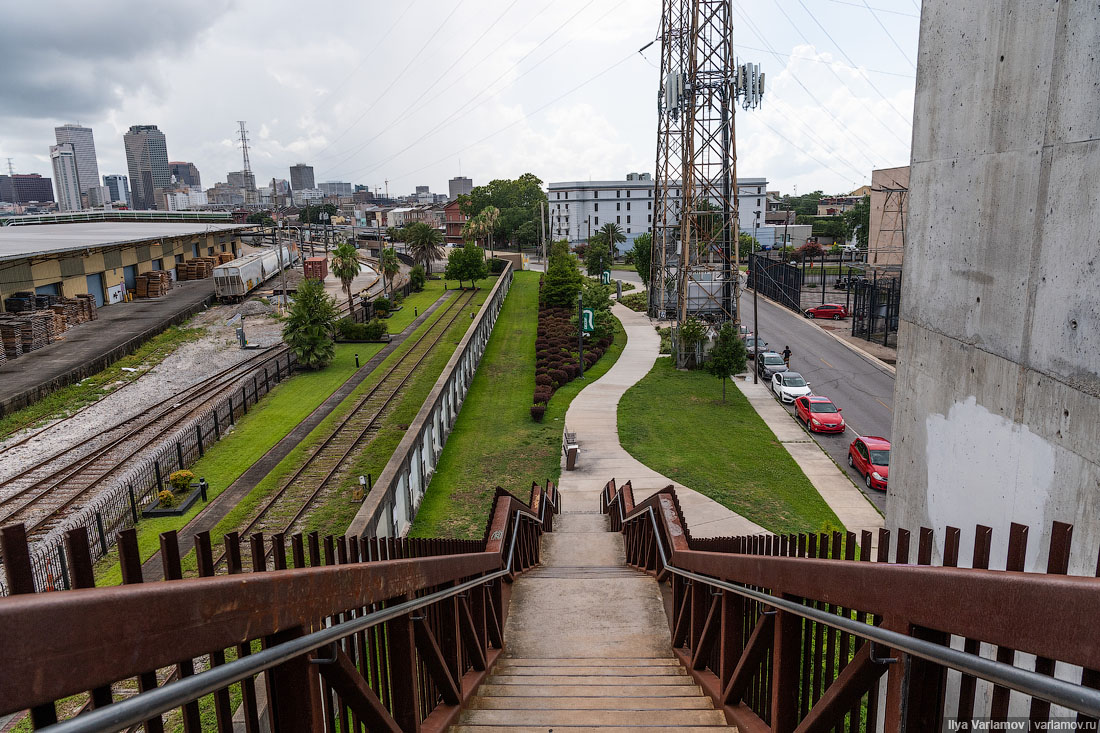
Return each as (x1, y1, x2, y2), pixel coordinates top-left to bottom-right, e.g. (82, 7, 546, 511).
(804, 303, 850, 320)
(739, 325, 754, 341)
(757, 351, 789, 379)
(744, 337, 768, 358)
(848, 436, 890, 490)
(794, 395, 845, 433)
(771, 371, 812, 403)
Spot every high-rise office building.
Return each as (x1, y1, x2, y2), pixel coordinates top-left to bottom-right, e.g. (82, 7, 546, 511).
(123, 125, 170, 209)
(448, 176, 473, 200)
(0, 174, 55, 204)
(227, 171, 257, 192)
(169, 161, 201, 188)
(50, 144, 82, 211)
(289, 163, 315, 191)
(319, 181, 352, 197)
(103, 174, 132, 207)
(54, 124, 100, 196)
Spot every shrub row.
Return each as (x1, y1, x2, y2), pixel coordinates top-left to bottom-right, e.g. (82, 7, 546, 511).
(530, 302, 612, 421)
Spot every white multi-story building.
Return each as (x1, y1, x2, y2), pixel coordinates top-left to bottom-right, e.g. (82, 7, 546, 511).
(547, 173, 769, 249)
(163, 188, 209, 210)
(292, 188, 324, 206)
(50, 143, 82, 212)
(319, 181, 352, 197)
(54, 124, 100, 197)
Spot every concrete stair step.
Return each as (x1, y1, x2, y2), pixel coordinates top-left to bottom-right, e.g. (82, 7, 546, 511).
(451, 721, 726, 726)
(457, 709, 729, 726)
(489, 665, 687, 676)
(477, 684, 703, 698)
(497, 657, 679, 667)
(467, 696, 715, 710)
(486, 674, 690, 686)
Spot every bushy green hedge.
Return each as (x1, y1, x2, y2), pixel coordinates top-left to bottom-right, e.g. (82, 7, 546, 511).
(336, 317, 388, 341)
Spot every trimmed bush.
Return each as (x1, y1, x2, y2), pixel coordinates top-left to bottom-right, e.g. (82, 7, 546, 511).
(337, 317, 388, 341)
(530, 403, 546, 421)
(535, 373, 552, 387)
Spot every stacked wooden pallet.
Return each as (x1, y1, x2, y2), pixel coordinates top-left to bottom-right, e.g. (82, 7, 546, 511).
(0, 314, 51, 354)
(134, 272, 171, 298)
(217, 252, 236, 264)
(177, 257, 217, 281)
(75, 294, 98, 320)
(0, 322, 18, 361)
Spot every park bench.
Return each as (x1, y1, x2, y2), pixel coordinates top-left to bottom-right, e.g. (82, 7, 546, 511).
(563, 428, 579, 471)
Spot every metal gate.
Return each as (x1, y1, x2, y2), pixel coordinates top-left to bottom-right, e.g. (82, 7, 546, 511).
(748, 252, 801, 312)
(851, 272, 902, 347)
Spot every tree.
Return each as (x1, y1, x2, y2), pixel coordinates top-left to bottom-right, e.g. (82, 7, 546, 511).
(597, 222, 627, 258)
(631, 232, 652, 288)
(283, 278, 338, 370)
(246, 211, 275, 226)
(330, 242, 361, 313)
(408, 264, 426, 292)
(480, 205, 500, 255)
(379, 247, 400, 294)
(580, 280, 615, 341)
(386, 226, 405, 244)
(516, 220, 539, 250)
(738, 232, 759, 255)
(444, 241, 488, 288)
(403, 221, 445, 274)
(678, 317, 708, 369)
(707, 322, 748, 401)
(584, 240, 612, 279)
(811, 218, 846, 240)
(541, 247, 585, 308)
(841, 195, 870, 248)
(795, 241, 825, 262)
(460, 174, 548, 249)
(300, 203, 338, 224)
(780, 190, 823, 218)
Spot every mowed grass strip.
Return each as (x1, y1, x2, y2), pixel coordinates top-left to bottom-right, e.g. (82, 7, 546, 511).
(410, 271, 627, 539)
(618, 358, 843, 535)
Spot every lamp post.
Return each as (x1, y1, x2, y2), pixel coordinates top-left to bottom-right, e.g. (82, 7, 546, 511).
(320, 211, 330, 254)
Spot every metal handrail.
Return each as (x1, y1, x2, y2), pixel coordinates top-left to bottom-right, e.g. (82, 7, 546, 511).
(627, 501, 1100, 718)
(40, 502, 548, 733)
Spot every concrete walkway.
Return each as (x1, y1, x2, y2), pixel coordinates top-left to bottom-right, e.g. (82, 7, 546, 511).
(734, 377, 884, 537)
(559, 302, 765, 537)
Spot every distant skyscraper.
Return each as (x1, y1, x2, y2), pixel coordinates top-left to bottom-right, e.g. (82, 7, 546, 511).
(169, 161, 201, 188)
(50, 144, 81, 211)
(319, 181, 352, 197)
(415, 185, 430, 195)
(54, 124, 100, 196)
(123, 125, 170, 209)
(289, 163, 315, 191)
(448, 176, 473, 200)
(227, 171, 257, 191)
(103, 174, 131, 207)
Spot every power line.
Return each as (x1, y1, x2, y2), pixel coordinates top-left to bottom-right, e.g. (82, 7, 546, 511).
(766, 0, 911, 147)
(312, 0, 469, 158)
(317, 0, 527, 175)
(328, 0, 629, 183)
(823, 0, 919, 17)
(389, 50, 638, 184)
(733, 43, 914, 78)
(861, 0, 917, 69)
(796, 0, 913, 127)
(732, 4, 904, 159)
(751, 115, 865, 188)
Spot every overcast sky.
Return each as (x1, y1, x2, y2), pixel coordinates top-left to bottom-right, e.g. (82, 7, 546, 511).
(0, 0, 919, 198)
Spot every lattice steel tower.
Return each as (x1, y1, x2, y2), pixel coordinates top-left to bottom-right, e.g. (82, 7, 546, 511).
(649, 0, 763, 333)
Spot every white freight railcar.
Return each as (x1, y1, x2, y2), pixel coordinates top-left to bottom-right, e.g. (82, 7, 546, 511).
(213, 246, 294, 301)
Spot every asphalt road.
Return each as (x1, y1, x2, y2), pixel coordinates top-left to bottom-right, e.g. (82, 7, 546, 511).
(741, 289, 894, 512)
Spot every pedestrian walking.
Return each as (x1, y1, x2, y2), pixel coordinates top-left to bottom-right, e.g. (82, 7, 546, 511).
(782, 345, 792, 367)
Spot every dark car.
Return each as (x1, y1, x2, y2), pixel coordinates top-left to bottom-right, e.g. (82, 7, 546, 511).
(745, 337, 768, 358)
(757, 351, 788, 379)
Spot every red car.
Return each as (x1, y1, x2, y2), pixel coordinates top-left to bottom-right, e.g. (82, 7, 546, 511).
(794, 395, 845, 433)
(804, 303, 849, 320)
(849, 436, 890, 491)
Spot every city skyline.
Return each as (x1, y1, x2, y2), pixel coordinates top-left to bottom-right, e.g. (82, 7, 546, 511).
(0, 1, 917, 197)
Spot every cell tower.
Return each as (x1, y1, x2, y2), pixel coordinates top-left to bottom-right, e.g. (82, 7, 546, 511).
(238, 121, 252, 174)
(649, 0, 764, 342)
(237, 121, 258, 204)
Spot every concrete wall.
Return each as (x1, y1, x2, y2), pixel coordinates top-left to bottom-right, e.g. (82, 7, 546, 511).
(868, 166, 909, 268)
(890, 1, 1100, 576)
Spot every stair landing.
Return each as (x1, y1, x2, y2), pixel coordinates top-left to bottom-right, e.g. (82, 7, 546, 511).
(452, 512, 732, 731)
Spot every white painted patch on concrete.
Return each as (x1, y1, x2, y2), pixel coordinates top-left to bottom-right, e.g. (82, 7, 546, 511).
(925, 397, 1054, 570)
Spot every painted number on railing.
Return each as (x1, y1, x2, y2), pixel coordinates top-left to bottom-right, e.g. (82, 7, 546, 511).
(601, 270, 611, 284)
(490, 530, 504, 540)
(581, 308, 595, 333)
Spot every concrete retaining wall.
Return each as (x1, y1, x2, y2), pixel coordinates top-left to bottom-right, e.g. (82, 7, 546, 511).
(890, 0, 1100, 575)
(347, 263, 514, 538)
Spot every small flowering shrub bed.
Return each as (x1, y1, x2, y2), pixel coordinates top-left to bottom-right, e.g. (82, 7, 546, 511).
(530, 304, 612, 421)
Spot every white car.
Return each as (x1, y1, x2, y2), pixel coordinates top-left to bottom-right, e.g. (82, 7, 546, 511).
(771, 371, 812, 403)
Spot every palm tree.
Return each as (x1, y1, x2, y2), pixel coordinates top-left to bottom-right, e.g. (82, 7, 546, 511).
(598, 222, 627, 258)
(380, 247, 400, 295)
(481, 206, 500, 256)
(403, 221, 445, 275)
(330, 242, 361, 313)
(461, 215, 484, 247)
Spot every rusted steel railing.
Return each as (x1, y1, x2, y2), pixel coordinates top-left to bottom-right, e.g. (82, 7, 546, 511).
(601, 479, 1100, 730)
(0, 480, 559, 733)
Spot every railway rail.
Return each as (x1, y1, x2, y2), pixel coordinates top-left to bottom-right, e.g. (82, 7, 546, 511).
(212, 286, 479, 571)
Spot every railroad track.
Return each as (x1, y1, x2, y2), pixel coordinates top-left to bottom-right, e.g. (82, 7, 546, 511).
(213, 287, 479, 570)
(0, 345, 289, 542)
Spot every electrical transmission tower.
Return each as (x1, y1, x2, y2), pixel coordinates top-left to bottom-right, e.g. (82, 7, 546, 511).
(238, 121, 257, 204)
(872, 185, 907, 266)
(649, 0, 763, 344)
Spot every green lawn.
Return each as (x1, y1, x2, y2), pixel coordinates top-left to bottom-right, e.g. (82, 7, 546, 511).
(618, 359, 842, 535)
(410, 271, 627, 539)
(0, 325, 204, 440)
(611, 263, 636, 272)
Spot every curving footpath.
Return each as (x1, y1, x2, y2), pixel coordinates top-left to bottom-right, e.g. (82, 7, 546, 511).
(557, 301, 766, 537)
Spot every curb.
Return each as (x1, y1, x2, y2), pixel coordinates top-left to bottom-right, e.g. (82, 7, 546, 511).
(749, 289, 897, 377)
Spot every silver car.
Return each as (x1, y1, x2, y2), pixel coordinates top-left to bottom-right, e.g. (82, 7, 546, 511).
(771, 371, 811, 403)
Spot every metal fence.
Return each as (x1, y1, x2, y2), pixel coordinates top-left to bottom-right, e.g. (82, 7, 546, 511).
(6, 349, 296, 595)
(602, 479, 1100, 729)
(851, 272, 902, 347)
(748, 252, 802, 312)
